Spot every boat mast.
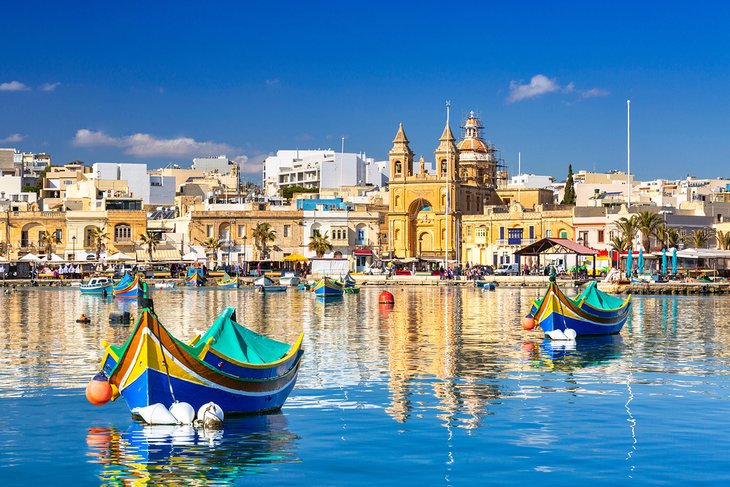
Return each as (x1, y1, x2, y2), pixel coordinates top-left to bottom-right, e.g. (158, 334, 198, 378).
(445, 100, 450, 271)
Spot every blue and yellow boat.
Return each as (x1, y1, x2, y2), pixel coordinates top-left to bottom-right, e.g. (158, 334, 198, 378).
(99, 306, 304, 414)
(217, 272, 238, 289)
(185, 267, 205, 286)
(312, 277, 343, 298)
(529, 281, 631, 336)
(113, 273, 140, 298)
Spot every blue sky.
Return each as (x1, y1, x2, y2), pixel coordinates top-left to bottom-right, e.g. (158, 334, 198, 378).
(2, 1, 730, 183)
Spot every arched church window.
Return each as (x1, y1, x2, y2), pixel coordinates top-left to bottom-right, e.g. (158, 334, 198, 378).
(440, 160, 447, 175)
(395, 161, 402, 174)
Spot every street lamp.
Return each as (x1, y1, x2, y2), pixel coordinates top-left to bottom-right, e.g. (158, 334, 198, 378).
(242, 235, 248, 276)
(72, 235, 76, 261)
(227, 220, 233, 271)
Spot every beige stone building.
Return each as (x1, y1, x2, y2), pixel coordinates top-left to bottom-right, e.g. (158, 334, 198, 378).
(387, 115, 502, 260)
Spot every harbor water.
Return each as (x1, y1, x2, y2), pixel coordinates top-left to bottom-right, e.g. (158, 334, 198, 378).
(1, 286, 729, 485)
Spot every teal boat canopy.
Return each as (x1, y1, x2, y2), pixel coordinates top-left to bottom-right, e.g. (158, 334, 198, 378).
(194, 307, 292, 364)
(534, 281, 626, 311)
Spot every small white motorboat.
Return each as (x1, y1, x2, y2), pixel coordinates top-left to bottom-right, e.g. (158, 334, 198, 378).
(153, 281, 175, 289)
(279, 271, 301, 287)
(80, 277, 114, 295)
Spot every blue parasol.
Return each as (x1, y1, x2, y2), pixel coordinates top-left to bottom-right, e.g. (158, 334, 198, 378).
(626, 248, 633, 278)
(671, 247, 678, 275)
(661, 248, 667, 275)
(638, 248, 644, 275)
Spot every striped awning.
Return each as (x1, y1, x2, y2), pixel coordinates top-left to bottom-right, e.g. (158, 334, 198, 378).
(135, 248, 183, 262)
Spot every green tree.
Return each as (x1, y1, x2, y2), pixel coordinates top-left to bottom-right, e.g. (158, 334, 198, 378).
(636, 211, 664, 250)
(666, 227, 682, 248)
(687, 228, 711, 249)
(89, 226, 108, 260)
(615, 216, 639, 250)
(202, 237, 222, 264)
(38, 230, 61, 258)
(561, 164, 576, 205)
(308, 229, 333, 257)
(281, 185, 318, 199)
(717, 230, 730, 250)
(252, 223, 276, 259)
(139, 231, 161, 262)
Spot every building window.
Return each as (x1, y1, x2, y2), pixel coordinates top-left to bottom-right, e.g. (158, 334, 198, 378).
(546, 229, 552, 238)
(55, 229, 62, 241)
(467, 226, 471, 237)
(508, 228, 523, 245)
(441, 160, 447, 175)
(395, 161, 402, 174)
(529, 226, 534, 240)
(598, 230, 605, 243)
(476, 227, 486, 238)
(284, 225, 290, 238)
(559, 230, 568, 239)
(238, 225, 245, 238)
(114, 224, 132, 242)
(356, 228, 365, 245)
(207, 225, 213, 238)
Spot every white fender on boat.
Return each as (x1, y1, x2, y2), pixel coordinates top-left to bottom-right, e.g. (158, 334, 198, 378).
(197, 402, 224, 428)
(563, 328, 577, 340)
(169, 401, 195, 424)
(133, 403, 179, 425)
(546, 329, 568, 341)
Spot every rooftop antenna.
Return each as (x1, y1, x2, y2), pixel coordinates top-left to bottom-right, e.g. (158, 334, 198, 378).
(339, 136, 345, 197)
(517, 152, 521, 204)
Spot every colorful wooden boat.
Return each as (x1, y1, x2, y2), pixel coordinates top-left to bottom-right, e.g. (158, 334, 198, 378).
(80, 276, 114, 294)
(99, 306, 304, 414)
(253, 275, 274, 286)
(113, 273, 140, 298)
(312, 277, 343, 297)
(185, 267, 205, 286)
(217, 272, 238, 289)
(528, 281, 631, 336)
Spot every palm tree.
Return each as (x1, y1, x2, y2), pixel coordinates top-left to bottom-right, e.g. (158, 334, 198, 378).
(139, 231, 161, 262)
(89, 226, 108, 260)
(252, 223, 276, 260)
(39, 230, 61, 258)
(615, 216, 639, 250)
(308, 229, 333, 257)
(636, 211, 663, 251)
(609, 235, 628, 272)
(666, 227, 682, 248)
(203, 237, 222, 265)
(687, 228, 711, 249)
(655, 224, 669, 250)
(717, 230, 730, 250)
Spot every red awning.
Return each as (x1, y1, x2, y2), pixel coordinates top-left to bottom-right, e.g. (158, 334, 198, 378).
(353, 249, 373, 256)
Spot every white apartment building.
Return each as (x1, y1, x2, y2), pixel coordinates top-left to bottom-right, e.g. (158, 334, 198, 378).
(263, 150, 388, 197)
(92, 162, 176, 205)
(192, 155, 237, 175)
(509, 173, 553, 188)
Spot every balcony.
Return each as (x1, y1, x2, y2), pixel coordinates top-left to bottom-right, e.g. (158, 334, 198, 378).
(496, 238, 535, 246)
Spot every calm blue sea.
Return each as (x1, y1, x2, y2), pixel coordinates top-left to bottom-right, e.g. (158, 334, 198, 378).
(0, 286, 728, 485)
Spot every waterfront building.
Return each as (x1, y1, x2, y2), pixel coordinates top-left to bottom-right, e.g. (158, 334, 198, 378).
(509, 173, 554, 189)
(461, 202, 574, 266)
(0, 175, 37, 211)
(39, 163, 92, 210)
(192, 155, 238, 175)
(92, 162, 176, 205)
(386, 114, 501, 261)
(262, 150, 387, 197)
(300, 197, 384, 270)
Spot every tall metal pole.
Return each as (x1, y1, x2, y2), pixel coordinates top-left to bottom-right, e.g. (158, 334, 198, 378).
(517, 151, 521, 204)
(627, 100, 631, 207)
(444, 100, 450, 272)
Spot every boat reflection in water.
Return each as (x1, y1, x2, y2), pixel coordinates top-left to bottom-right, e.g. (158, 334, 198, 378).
(523, 335, 624, 371)
(87, 413, 299, 484)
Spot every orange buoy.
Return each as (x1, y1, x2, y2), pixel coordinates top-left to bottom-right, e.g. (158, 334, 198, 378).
(521, 314, 536, 330)
(378, 291, 395, 305)
(86, 372, 113, 406)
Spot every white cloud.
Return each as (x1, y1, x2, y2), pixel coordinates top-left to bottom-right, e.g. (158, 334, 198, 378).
(0, 133, 25, 143)
(507, 74, 561, 103)
(40, 82, 60, 92)
(71, 128, 259, 164)
(265, 78, 281, 87)
(507, 74, 608, 103)
(236, 153, 270, 175)
(0, 81, 30, 91)
(580, 88, 610, 99)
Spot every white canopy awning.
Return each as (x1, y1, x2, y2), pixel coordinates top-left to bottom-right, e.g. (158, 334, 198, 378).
(39, 253, 65, 262)
(19, 253, 41, 262)
(106, 252, 136, 262)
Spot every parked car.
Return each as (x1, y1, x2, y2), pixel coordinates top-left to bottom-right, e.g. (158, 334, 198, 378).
(494, 263, 520, 276)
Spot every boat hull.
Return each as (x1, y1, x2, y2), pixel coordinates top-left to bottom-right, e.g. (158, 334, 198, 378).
(279, 277, 300, 286)
(259, 285, 287, 293)
(313, 277, 343, 297)
(114, 276, 140, 298)
(81, 284, 113, 294)
(217, 279, 238, 289)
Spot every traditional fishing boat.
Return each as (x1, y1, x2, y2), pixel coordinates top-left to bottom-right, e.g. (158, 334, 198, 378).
(312, 277, 343, 298)
(253, 275, 274, 286)
(80, 276, 114, 295)
(217, 272, 238, 289)
(279, 272, 300, 287)
(337, 273, 357, 289)
(528, 281, 631, 336)
(99, 306, 304, 414)
(153, 281, 175, 289)
(113, 273, 141, 298)
(185, 267, 205, 287)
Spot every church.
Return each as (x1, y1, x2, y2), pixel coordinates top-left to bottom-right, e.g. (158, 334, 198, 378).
(387, 113, 503, 261)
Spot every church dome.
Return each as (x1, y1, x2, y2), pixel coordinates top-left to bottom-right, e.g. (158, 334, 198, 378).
(457, 138, 488, 152)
